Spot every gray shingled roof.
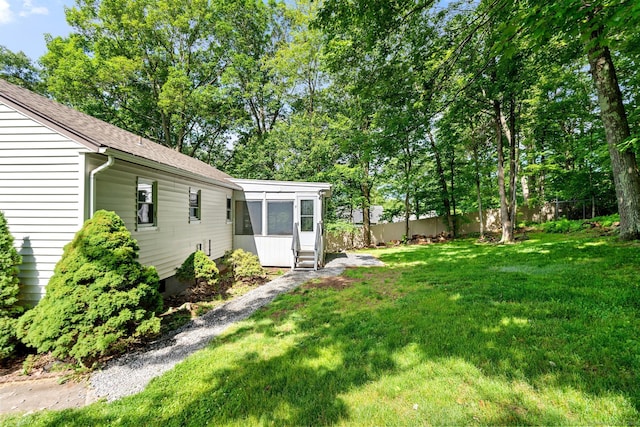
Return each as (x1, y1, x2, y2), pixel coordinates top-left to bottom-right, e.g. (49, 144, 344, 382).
(0, 79, 237, 187)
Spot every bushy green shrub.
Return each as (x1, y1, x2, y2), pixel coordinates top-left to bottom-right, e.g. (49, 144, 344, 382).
(225, 249, 266, 282)
(0, 317, 19, 361)
(542, 218, 584, 233)
(16, 210, 162, 365)
(0, 211, 23, 361)
(176, 250, 219, 287)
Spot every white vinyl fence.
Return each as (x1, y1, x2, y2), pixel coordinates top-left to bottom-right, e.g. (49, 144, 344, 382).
(327, 205, 557, 251)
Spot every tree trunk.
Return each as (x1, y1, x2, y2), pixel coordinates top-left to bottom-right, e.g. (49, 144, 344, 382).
(404, 145, 412, 239)
(473, 142, 484, 238)
(404, 192, 410, 240)
(507, 98, 518, 231)
(494, 99, 514, 243)
(427, 130, 455, 235)
(361, 163, 372, 247)
(587, 28, 640, 240)
(449, 149, 457, 237)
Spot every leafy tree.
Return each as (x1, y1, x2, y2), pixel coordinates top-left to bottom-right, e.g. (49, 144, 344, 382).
(17, 210, 162, 365)
(511, 0, 640, 239)
(41, 0, 238, 157)
(0, 211, 23, 361)
(0, 45, 41, 91)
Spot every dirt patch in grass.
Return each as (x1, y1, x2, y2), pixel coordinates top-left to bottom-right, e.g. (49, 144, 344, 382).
(301, 276, 355, 291)
(269, 303, 306, 321)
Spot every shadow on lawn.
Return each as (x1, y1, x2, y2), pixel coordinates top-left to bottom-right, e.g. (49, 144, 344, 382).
(40, 235, 640, 425)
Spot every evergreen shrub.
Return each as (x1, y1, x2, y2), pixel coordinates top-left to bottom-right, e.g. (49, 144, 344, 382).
(176, 250, 219, 287)
(225, 249, 266, 282)
(16, 210, 163, 365)
(0, 211, 23, 361)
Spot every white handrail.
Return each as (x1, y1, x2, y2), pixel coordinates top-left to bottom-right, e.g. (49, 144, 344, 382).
(292, 222, 300, 269)
(314, 221, 322, 271)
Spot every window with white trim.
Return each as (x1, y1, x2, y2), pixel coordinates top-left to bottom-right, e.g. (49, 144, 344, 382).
(226, 196, 232, 222)
(300, 200, 314, 232)
(268, 201, 293, 235)
(137, 178, 157, 227)
(189, 187, 201, 221)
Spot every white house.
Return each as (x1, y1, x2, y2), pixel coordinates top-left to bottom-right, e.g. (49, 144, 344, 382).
(0, 79, 330, 305)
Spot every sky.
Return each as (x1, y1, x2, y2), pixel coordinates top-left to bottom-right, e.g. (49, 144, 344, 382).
(0, 0, 74, 61)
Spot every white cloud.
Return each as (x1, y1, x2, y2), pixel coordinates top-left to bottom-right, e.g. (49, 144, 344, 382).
(0, 0, 15, 24)
(18, 0, 48, 18)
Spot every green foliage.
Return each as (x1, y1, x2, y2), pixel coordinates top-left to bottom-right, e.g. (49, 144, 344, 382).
(0, 211, 22, 318)
(224, 249, 266, 282)
(16, 210, 162, 365)
(542, 218, 584, 233)
(0, 211, 23, 361)
(43, 0, 237, 154)
(593, 213, 620, 228)
(326, 220, 360, 236)
(176, 250, 219, 287)
(539, 214, 620, 234)
(0, 316, 18, 361)
(0, 45, 42, 91)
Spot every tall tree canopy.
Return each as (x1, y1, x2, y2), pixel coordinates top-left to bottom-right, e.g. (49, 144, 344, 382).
(42, 0, 239, 156)
(21, 0, 639, 241)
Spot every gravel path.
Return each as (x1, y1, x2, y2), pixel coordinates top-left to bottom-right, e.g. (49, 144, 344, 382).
(90, 252, 383, 402)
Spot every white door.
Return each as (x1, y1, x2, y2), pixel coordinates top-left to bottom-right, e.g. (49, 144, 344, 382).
(297, 197, 316, 249)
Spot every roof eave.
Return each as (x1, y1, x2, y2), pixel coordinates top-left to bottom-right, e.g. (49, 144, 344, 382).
(102, 148, 242, 190)
(229, 178, 332, 192)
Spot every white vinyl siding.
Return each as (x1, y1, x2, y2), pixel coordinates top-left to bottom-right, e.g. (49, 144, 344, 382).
(94, 158, 233, 280)
(0, 103, 87, 304)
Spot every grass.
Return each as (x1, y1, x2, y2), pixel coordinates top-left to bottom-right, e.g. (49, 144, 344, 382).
(3, 231, 640, 425)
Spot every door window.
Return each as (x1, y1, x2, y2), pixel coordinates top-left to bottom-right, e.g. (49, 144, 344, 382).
(300, 200, 314, 232)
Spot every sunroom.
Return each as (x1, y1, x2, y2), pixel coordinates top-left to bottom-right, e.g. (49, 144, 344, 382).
(230, 179, 331, 270)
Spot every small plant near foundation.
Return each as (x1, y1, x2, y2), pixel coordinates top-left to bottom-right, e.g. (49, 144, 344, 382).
(224, 249, 266, 282)
(176, 250, 219, 288)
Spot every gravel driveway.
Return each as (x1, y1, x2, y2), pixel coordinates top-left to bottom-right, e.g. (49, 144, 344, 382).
(90, 252, 384, 402)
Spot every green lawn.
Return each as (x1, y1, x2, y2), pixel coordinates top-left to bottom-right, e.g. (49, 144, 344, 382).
(4, 232, 640, 425)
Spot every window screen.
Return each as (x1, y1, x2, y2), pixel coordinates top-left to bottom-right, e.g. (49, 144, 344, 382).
(235, 200, 262, 235)
(268, 201, 293, 235)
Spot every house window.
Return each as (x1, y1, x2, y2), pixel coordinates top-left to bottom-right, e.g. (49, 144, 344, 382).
(235, 200, 262, 235)
(268, 201, 293, 235)
(189, 188, 201, 221)
(226, 197, 232, 222)
(300, 200, 314, 232)
(137, 178, 157, 227)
